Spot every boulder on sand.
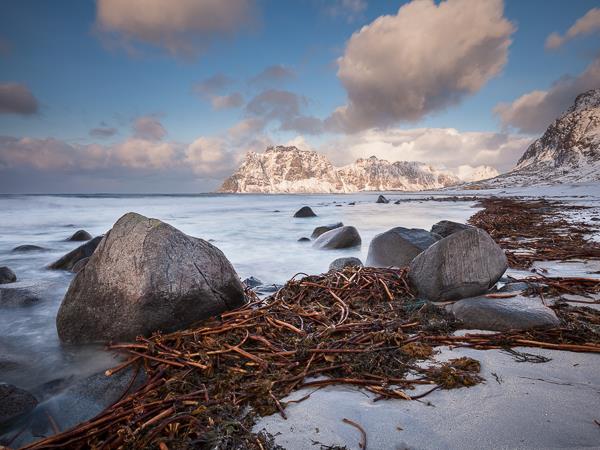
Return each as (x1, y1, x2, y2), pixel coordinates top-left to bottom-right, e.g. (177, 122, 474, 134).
(376, 195, 389, 204)
(293, 206, 317, 218)
(48, 236, 102, 271)
(409, 228, 508, 301)
(430, 220, 473, 238)
(313, 226, 361, 250)
(366, 227, 440, 268)
(56, 212, 246, 344)
(0, 266, 17, 284)
(451, 295, 560, 331)
(329, 257, 363, 272)
(66, 230, 92, 241)
(311, 222, 343, 239)
(0, 383, 38, 426)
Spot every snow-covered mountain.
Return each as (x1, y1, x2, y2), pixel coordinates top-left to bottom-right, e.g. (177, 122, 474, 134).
(479, 89, 600, 187)
(218, 146, 462, 193)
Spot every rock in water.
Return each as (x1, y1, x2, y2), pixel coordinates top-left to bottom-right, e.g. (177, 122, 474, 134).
(313, 226, 361, 249)
(376, 195, 389, 204)
(242, 276, 263, 288)
(0, 384, 38, 426)
(48, 236, 102, 271)
(409, 228, 508, 301)
(0, 266, 17, 284)
(329, 257, 363, 272)
(297, 237, 311, 242)
(66, 229, 92, 241)
(311, 222, 344, 239)
(366, 227, 440, 268)
(451, 296, 559, 331)
(56, 212, 245, 343)
(11, 245, 46, 253)
(293, 206, 317, 218)
(0, 287, 42, 307)
(430, 220, 473, 238)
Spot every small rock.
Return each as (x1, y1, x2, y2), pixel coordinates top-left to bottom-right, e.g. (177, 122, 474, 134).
(273, 210, 281, 213)
(243, 276, 263, 288)
(430, 220, 473, 238)
(366, 227, 440, 268)
(313, 226, 361, 250)
(591, 217, 600, 222)
(311, 222, 344, 239)
(0, 383, 38, 426)
(409, 228, 508, 301)
(394, 200, 402, 205)
(376, 195, 389, 204)
(48, 236, 103, 271)
(0, 266, 17, 284)
(348, 202, 356, 206)
(0, 287, 42, 307)
(298, 237, 311, 242)
(293, 206, 317, 218)
(66, 230, 93, 241)
(71, 257, 90, 273)
(329, 257, 363, 272)
(11, 244, 47, 253)
(451, 295, 560, 331)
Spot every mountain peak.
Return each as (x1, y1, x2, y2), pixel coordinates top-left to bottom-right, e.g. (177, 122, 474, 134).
(569, 88, 600, 113)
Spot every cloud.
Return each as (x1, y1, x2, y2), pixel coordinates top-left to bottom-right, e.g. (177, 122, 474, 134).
(95, 0, 257, 58)
(185, 136, 239, 176)
(211, 92, 244, 110)
(112, 138, 178, 169)
(228, 117, 267, 139)
(250, 65, 295, 84)
(323, 0, 367, 22)
(0, 83, 39, 115)
(545, 8, 600, 49)
(319, 127, 531, 174)
(328, 0, 515, 132)
(133, 115, 167, 140)
(193, 73, 234, 96)
(89, 127, 118, 138)
(494, 57, 600, 134)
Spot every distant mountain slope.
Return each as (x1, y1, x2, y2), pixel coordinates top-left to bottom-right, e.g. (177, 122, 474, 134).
(218, 146, 467, 193)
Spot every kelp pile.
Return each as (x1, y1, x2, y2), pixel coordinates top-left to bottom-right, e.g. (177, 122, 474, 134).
(469, 197, 600, 269)
(22, 267, 600, 450)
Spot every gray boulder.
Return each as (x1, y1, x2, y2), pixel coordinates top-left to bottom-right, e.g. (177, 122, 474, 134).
(430, 220, 473, 238)
(311, 222, 343, 239)
(56, 212, 246, 344)
(0, 287, 41, 307)
(242, 276, 263, 288)
(376, 195, 389, 204)
(409, 228, 508, 301)
(294, 206, 317, 218)
(366, 227, 440, 268)
(313, 226, 361, 250)
(297, 237, 311, 242)
(451, 295, 560, 331)
(329, 257, 363, 272)
(71, 257, 90, 273)
(0, 267, 16, 284)
(0, 384, 37, 426)
(11, 245, 46, 253)
(67, 229, 92, 241)
(48, 236, 102, 271)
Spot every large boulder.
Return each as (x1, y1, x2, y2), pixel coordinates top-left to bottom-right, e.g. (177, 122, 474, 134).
(313, 226, 361, 250)
(48, 236, 102, 271)
(66, 229, 92, 241)
(0, 267, 16, 284)
(71, 257, 90, 273)
(293, 206, 317, 218)
(409, 228, 508, 301)
(430, 220, 473, 238)
(0, 384, 37, 426)
(56, 212, 246, 344)
(311, 222, 343, 239)
(451, 296, 560, 331)
(329, 257, 363, 272)
(366, 227, 440, 268)
(376, 195, 389, 204)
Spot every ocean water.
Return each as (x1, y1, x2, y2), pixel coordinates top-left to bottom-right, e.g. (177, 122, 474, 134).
(0, 192, 477, 441)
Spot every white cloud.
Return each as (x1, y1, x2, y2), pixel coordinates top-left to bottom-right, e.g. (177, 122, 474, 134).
(211, 93, 244, 110)
(328, 0, 515, 132)
(545, 8, 600, 49)
(95, 0, 257, 57)
(494, 56, 600, 134)
(112, 138, 178, 169)
(133, 115, 167, 141)
(185, 136, 240, 176)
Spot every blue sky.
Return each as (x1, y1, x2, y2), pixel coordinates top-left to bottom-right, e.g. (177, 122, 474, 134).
(0, 0, 599, 192)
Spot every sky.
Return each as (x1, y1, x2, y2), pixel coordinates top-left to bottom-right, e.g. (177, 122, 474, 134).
(0, 0, 599, 193)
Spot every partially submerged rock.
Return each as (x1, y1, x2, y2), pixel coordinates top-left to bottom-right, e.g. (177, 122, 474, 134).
(48, 236, 102, 271)
(0, 287, 41, 307)
(0, 383, 38, 426)
(0, 266, 16, 284)
(293, 206, 317, 218)
(11, 245, 46, 253)
(66, 230, 92, 241)
(452, 295, 560, 331)
(243, 276, 263, 288)
(297, 237, 311, 242)
(366, 227, 440, 268)
(313, 226, 361, 250)
(376, 195, 389, 204)
(56, 212, 246, 343)
(409, 228, 508, 301)
(329, 257, 363, 272)
(311, 222, 343, 239)
(430, 220, 473, 238)
(71, 257, 89, 273)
